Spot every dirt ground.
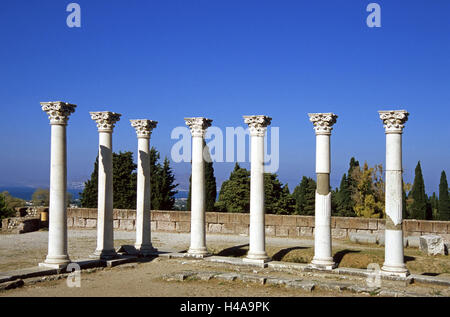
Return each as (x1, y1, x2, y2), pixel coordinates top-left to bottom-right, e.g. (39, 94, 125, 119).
(0, 229, 449, 297)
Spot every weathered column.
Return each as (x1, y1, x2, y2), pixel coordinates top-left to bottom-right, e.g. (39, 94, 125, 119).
(130, 119, 158, 256)
(90, 111, 121, 259)
(379, 110, 409, 277)
(185, 117, 212, 257)
(309, 113, 338, 270)
(243, 115, 272, 264)
(39, 101, 76, 269)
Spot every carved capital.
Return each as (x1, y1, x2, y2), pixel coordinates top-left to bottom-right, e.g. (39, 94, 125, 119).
(41, 101, 76, 125)
(90, 111, 121, 132)
(130, 119, 158, 138)
(243, 115, 272, 137)
(308, 113, 338, 135)
(184, 117, 212, 137)
(379, 110, 409, 134)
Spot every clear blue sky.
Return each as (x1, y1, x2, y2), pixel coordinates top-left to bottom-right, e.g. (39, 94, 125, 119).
(0, 0, 449, 194)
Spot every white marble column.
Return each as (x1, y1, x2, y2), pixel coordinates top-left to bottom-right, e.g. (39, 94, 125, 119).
(309, 113, 338, 270)
(185, 117, 212, 257)
(243, 115, 272, 264)
(130, 119, 158, 256)
(379, 110, 409, 277)
(39, 102, 76, 269)
(90, 111, 121, 259)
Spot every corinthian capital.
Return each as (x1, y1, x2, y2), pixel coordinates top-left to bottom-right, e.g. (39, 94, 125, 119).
(243, 115, 272, 137)
(90, 111, 121, 132)
(130, 119, 158, 138)
(378, 110, 409, 134)
(308, 113, 338, 135)
(41, 101, 76, 125)
(184, 117, 213, 137)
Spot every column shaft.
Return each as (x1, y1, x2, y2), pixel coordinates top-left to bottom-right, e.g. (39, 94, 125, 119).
(93, 131, 116, 258)
(189, 135, 207, 254)
(135, 137, 154, 253)
(45, 124, 70, 265)
(247, 134, 267, 259)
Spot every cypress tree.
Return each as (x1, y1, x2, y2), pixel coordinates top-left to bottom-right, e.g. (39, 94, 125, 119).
(156, 157, 178, 210)
(409, 161, 427, 220)
(292, 176, 316, 215)
(438, 171, 450, 220)
(336, 173, 356, 217)
(215, 163, 250, 213)
(80, 157, 99, 208)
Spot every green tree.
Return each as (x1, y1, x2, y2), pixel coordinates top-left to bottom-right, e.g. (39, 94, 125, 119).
(335, 174, 356, 217)
(292, 176, 316, 215)
(409, 161, 427, 220)
(438, 170, 450, 220)
(215, 163, 250, 213)
(154, 157, 178, 210)
(32, 188, 50, 206)
(0, 192, 15, 220)
(264, 173, 295, 214)
(80, 157, 99, 208)
(1, 191, 25, 210)
(429, 192, 438, 220)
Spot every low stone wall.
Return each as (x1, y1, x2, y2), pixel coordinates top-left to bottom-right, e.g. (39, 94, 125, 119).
(67, 208, 450, 242)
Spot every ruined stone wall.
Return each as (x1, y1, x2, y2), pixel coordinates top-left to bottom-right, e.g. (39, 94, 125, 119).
(66, 208, 450, 241)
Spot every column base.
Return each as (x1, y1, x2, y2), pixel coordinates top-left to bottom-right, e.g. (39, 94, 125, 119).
(381, 264, 410, 277)
(39, 255, 71, 269)
(90, 249, 117, 260)
(187, 247, 210, 258)
(245, 251, 271, 263)
(311, 257, 336, 270)
(136, 244, 158, 257)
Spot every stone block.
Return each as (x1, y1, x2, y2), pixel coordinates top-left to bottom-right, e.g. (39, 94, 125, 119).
(205, 212, 218, 223)
(334, 218, 349, 229)
(74, 217, 86, 228)
(404, 220, 419, 233)
(217, 213, 230, 224)
(81, 209, 90, 219)
(331, 217, 336, 228)
(157, 221, 176, 231)
(67, 217, 74, 227)
(235, 224, 249, 235)
(349, 232, 377, 244)
(86, 219, 97, 228)
(288, 226, 300, 237)
(281, 215, 297, 226)
(265, 214, 282, 226)
(296, 216, 314, 227)
(176, 221, 190, 233)
(378, 220, 386, 230)
(265, 226, 275, 236)
(126, 210, 136, 220)
(222, 223, 235, 234)
(349, 218, 369, 230)
(419, 235, 446, 255)
(300, 227, 313, 237)
(120, 219, 134, 231)
(116, 210, 128, 220)
(208, 223, 223, 233)
(151, 221, 156, 231)
(368, 219, 378, 230)
(152, 212, 171, 221)
(276, 226, 289, 237)
(88, 209, 97, 219)
(113, 220, 120, 229)
(433, 222, 448, 234)
(419, 221, 433, 233)
(332, 228, 347, 239)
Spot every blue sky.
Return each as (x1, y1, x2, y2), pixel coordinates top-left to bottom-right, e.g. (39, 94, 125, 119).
(0, 0, 449, 194)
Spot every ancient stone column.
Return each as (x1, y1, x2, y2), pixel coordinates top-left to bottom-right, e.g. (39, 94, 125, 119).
(243, 115, 272, 264)
(90, 111, 121, 259)
(379, 110, 409, 277)
(39, 101, 76, 269)
(309, 113, 338, 270)
(185, 117, 212, 257)
(130, 119, 158, 256)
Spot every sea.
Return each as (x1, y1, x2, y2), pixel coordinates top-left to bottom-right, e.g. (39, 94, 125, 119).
(0, 186, 189, 201)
